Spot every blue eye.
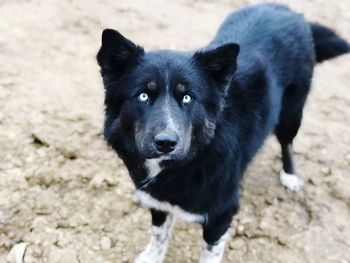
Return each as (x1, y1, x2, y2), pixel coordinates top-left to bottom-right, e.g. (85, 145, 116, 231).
(138, 92, 149, 102)
(182, 94, 192, 104)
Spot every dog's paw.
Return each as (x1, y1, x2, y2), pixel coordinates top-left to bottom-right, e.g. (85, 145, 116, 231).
(134, 252, 156, 263)
(280, 170, 303, 191)
(134, 247, 165, 263)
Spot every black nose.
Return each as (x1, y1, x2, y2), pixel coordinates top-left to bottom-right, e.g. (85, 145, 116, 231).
(154, 132, 179, 154)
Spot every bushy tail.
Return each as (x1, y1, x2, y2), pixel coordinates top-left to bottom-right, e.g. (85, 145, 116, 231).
(310, 22, 350, 63)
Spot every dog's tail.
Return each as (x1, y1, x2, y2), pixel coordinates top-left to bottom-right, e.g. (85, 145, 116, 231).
(310, 22, 350, 63)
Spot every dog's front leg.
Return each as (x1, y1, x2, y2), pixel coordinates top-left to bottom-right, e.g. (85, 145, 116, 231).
(135, 209, 174, 263)
(199, 208, 237, 263)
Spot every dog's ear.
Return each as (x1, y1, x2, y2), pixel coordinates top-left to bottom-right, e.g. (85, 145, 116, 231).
(97, 29, 144, 75)
(193, 43, 239, 86)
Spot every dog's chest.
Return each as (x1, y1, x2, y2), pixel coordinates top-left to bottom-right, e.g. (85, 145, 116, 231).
(134, 159, 205, 223)
(134, 190, 204, 223)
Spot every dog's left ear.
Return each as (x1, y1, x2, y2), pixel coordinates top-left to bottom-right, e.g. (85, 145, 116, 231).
(97, 29, 144, 75)
(193, 43, 239, 86)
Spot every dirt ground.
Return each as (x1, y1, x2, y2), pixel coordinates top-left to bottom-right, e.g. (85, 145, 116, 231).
(0, 0, 349, 262)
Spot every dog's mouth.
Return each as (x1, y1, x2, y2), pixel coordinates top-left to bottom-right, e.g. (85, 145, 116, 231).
(146, 150, 182, 161)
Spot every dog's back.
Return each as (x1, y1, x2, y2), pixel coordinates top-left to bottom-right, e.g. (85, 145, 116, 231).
(212, 4, 314, 88)
(199, 4, 315, 173)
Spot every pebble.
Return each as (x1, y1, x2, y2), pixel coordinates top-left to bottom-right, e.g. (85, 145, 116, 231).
(229, 238, 245, 250)
(345, 153, 350, 162)
(236, 224, 245, 235)
(100, 236, 112, 250)
(35, 190, 58, 215)
(320, 166, 331, 175)
(31, 216, 49, 230)
(259, 220, 269, 230)
(58, 207, 69, 219)
(48, 247, 79, 263)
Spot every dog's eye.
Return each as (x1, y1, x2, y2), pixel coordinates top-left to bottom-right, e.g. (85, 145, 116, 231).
(138, 92, 149, 102)
(182, 94, 192, 104)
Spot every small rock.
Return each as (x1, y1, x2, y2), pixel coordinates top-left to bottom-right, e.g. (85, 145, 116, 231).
(48, 247, 78, 263)
(345, 153, 350, 162)
(35, 189, 58, 215)
(100, 236, 112, 250)
(320, 166, 331, 175)
(229, 238, 245, 250)
(236, 225, 245, 235)
(31, 216, 49, 230)
(0, 234, 12, 248)
(331, 181, 350, 202)
(58, 207, 69, 219)
(258, 220, 268, 230)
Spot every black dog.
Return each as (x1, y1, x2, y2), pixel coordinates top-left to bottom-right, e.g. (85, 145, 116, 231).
(97, 4, 349, 263)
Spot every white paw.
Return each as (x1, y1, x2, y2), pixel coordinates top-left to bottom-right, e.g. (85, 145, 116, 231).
(199, 231, 229, 263)
(134, 250, 160, 263)
(199, 251, 223, 263)
(135, 248, 165, 263)
(134, 238, 167, 263)
(280, 170, 304, 191)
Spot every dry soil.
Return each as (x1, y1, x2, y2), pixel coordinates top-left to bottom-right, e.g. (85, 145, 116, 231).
(0, 0, 350, 262)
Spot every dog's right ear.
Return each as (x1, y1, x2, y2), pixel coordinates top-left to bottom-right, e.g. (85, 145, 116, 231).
(97, 29, 144, 75)
(193, 43, 239, 87)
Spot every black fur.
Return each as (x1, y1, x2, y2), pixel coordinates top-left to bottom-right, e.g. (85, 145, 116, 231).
(97, 3, 349, 257)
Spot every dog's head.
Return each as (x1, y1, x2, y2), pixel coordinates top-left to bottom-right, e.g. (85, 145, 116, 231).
(97, 29, 239, 162)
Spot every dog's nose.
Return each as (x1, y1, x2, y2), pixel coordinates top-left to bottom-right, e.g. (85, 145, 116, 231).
(154, 132, 179, 154)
